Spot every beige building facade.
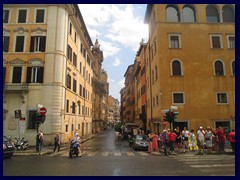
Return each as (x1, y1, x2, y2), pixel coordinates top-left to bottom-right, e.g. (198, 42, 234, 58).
(144, 4, 235, 133)
(3, 4, 106, 145)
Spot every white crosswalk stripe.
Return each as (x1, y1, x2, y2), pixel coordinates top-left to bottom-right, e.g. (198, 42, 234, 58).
(169, 153, 235, 174)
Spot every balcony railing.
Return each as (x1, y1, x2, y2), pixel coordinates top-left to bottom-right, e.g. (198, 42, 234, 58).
(4, 83, 29, 93)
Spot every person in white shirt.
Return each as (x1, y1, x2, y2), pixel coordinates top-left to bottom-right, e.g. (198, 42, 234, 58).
(182, 127, 190, 152)
(197, 126, 205, 154)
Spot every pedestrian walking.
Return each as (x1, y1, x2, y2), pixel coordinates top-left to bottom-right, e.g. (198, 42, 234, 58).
(168, 129, 177, 153)
(148, 132, 154, 153)
(205, 126, 213, 154)
(216, 127, 226, 153)
(36, 130, 43, 155)
(228, 130, 235, 153)
(53, 133, 60, 153)
(161, 130, 168, 155)
(182, 127, 190, 152)
(189, 129, 197, 151)
(196, 126, 205, 155)
(152, 133, 158, 151)
(174, 127, 182, 152)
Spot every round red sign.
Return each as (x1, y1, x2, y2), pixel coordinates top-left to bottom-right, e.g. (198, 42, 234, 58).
(38, 107, 47, 115)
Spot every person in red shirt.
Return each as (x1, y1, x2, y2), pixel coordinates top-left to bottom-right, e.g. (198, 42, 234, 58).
(228, 130, 235, 153)
(216, 127, 226, 153)
(168, 129, 177, 154)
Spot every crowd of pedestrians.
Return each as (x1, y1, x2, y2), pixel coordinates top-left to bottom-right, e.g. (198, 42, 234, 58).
(145, 126, 235, 155)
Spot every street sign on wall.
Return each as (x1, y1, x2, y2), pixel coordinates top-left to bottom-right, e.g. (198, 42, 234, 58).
(37, 107, 47, 115)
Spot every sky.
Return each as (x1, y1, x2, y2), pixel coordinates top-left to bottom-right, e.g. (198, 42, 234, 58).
(78, 4, 148, 101)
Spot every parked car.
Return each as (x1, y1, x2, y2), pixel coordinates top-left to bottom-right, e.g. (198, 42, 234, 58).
(132, 135, 149, 151)
(3, 136, 15, 159)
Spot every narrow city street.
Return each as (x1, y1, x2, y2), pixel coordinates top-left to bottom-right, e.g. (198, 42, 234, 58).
(3, 128, 235, 176)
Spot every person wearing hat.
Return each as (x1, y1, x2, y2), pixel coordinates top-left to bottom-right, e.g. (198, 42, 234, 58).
(205, 126, 213, 154)
(160, 129, 168, 155)
(196, 126, 205, 154)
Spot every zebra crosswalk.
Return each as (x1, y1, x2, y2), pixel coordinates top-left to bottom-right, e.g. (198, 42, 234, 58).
(48, 146, 155, 157)
(169, 153, 235, 175)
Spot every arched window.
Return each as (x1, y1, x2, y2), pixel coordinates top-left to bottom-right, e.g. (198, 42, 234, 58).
(206, 5, 220, 23)
(166, 6, 180, 22)
(231, 60, 235, 76)
(172, 60, 182, 76)
(183, 6, 196, 22)
(222, 6, 234, 22)
(214, 60, 224, 76)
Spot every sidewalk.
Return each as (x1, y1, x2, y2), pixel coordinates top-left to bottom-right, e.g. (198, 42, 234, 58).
(13, 133, 95, 156)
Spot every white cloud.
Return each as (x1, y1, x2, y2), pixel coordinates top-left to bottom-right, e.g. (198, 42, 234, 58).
(79, 4, 148, 53)
(99, 40, 121, 58)
(112, 57, 122, 67)
(118, 79, 125, 89)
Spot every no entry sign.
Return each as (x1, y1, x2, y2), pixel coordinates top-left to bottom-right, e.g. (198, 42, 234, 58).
(38, 107, 47, 115)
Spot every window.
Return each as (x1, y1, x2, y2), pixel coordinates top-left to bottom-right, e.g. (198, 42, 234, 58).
(26, 67, 44, 83)
(30, 36, 46, 52)
(15, 36, 25, 52)
(222, 6, 234, 22)
(71, 124, 74, 132)
(170, 35, 180, 48)
(83, 87, 85, 98)
(73, 53, 77, 67)
(67, 45, 72, 61)
(155, 65, 158, 80)
(206, 6, 220, 23)
(73, 79, 76, 92)
(228, 36, 235, 49)
(231, 60, 235, 76)
(69, 22, 72, 35)
(173, 93, 184, 104)
(172, 60, 182, 76)
(65, 124, 68, 132)
(74, 32, 77, 43)
(66, 74, 71, 89)
(214, 60, 224, 76)
(211, 35, 222, 48)
(18, 9, 27, 23)
(156, 95, 159, 105)
(72, 102, 76, 114)
(28, 110, 37, 129)
(66, 100, 69, 113)
(79, 84, 82, 96)
(166, 6, 180, 22)
(217, 93, 228, 104)
(3, 10, 9, 23)
(3, 36, 10, 52)
(35, 9, 45, 23)
(12, 67, 22, 83)
(182, 6, 196, 22)
(79, 62, 82, 74)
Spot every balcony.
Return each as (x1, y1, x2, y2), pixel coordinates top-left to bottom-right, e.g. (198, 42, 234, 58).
(4, 83, 29, 93)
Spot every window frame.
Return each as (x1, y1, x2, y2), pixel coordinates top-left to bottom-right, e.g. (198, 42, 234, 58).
(17, 8, 28, 23)
(227, 35, 235, 49)
(216, 92, 228, 104)
(213, 59, 225, 76)
(3, 9, 10, 23)
(35, 8, 45, 23)
(169, 34, 181, 49)
(171, 59, 183, 76)
(172, 92, 185, 105)
(210, 34, 223, 49)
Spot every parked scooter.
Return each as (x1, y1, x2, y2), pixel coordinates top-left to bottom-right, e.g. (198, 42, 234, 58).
(69, 139, 79, 158)
(14, 137, 29, 151)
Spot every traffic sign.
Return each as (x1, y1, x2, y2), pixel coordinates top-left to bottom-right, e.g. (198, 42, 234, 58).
(38, 107, 47, 115)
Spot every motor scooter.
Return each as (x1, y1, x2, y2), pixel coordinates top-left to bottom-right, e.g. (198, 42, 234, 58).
(14, 137, 29, 151)
(128, 134, 134, 147)
(69, 139, 79, 158)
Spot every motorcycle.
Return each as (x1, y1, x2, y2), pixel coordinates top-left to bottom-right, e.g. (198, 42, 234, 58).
(69, 139, 79, 158)
(128, 134, 134, 147)
(14, 137, 29, 151)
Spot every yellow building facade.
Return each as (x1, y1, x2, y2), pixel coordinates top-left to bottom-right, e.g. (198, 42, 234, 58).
(3, 4, 98, 145)
(145, 4, 235, 133)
